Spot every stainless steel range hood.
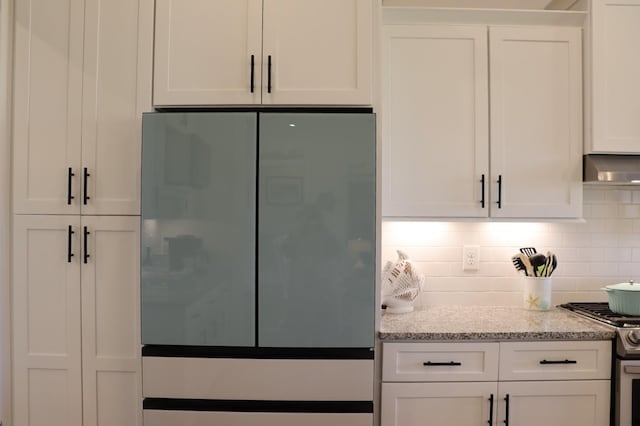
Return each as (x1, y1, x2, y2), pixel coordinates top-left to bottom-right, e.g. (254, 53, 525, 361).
(584, 154, 640, 184)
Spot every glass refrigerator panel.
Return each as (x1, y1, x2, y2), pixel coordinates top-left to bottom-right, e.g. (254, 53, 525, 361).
(141, 112, 256, 346)
(258, 113, 376, 348)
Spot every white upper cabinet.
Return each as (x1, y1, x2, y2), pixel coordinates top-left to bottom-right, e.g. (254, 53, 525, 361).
(80, 0, 153, 215)
(153, 0, 373, 106)
(13, 0, 84, 215)
(489, 26, 582, 218)
(153, 0, 263, 106)
(589, 0, 640, 153)
(261, 0, 372, 105)
(382, 25, 489, 218)
(13, 0, 152, 215)
(382, 22, 583, 219)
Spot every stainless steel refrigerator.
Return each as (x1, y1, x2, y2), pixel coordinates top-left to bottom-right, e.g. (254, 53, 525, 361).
(141, 111, 376, 349)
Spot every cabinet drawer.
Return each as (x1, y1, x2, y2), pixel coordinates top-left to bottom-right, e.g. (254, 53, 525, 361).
(382, 342, 499, 382)
(143, 410, 373, 426)
(499, 341, 612, 381)
(143, 357, 373, 400)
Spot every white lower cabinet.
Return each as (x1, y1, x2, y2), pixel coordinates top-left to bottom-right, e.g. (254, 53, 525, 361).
(381, 341, 611, 426)
(381, 382, 497, 426)
(497, 381, 610, 426)
(382, 381, 609, 426)
(12, 215, 141, 426)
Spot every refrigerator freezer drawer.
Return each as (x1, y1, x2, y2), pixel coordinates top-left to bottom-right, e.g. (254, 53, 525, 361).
(143, 410, 373, 426)
(143, 357, 374, 400)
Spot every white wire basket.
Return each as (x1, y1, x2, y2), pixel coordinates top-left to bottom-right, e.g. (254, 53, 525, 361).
(382, 250, 422, 314)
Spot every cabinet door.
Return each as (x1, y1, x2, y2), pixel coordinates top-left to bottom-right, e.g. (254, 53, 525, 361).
(141, 112, 257, 346)
(489, 26, 582, 218)
(258, 113, 375, 348)
(591, 0, 640, 153)
(381, 382, 497, 426)
(13, 0, 83, 214)
(12, 215, 82, 426)
(262, 0, 372, 105)
(381, 25, 489, 218)
(153, 0, 262, 106)
(81, 216, 141, 426)
(497, 381, 610, 426)
(80, 0, 153, 215)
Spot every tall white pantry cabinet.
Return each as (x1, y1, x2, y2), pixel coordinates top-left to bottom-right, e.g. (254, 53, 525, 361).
(11, 0, 153, 425)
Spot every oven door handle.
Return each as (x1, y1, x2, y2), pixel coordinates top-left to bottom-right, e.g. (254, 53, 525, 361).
(624, 366, 640, 375)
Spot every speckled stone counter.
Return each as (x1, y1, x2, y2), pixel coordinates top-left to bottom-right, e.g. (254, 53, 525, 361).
(379, 306, 616, 341)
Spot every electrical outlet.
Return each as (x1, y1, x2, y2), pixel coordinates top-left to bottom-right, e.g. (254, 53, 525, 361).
(463, 245, 480, 271)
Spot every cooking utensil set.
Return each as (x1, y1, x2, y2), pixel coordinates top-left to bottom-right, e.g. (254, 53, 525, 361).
(511, 247, 557, 277)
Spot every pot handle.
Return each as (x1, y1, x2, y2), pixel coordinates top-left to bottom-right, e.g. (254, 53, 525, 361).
(601, 287, 613, 292)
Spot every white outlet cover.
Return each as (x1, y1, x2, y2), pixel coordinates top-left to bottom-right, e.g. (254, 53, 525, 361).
(463, 245, 480, 271)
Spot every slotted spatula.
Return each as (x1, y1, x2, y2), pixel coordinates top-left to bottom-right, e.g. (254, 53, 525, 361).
(512, 255, 527, 275)
(512, 253, 533, 276)
(519, 247, 537, 257)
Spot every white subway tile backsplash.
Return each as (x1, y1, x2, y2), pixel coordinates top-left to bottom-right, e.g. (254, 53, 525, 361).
(606, 189, 632, 204)
(604, 247, 632, 262)
(590, 204, 619, 218)
(620, 204, 640, 218)
(381, 187, 640, 307)
(583, 188, 607, 203)
(617, 263, 640, 278)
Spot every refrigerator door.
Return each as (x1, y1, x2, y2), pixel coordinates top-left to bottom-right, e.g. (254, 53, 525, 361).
(258, 113, 375, 348)
(141, 112, 256, 346)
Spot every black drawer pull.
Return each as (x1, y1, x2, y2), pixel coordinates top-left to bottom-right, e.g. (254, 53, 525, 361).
(480, 174, 486, 208)
(83, 167, 90, 205)
(250, 54, 255, 93)
(83, 226, 91, 264)
(539, 359, 577, 365)
(504, 394, 510, 426)
(67, 225, 75, 263)
(488, 393, 494, 426)
(496, 174, 502, 208)
(67, 167, 75, 205)
(267, 55, 272, 93)
(423, 361, 462, 366)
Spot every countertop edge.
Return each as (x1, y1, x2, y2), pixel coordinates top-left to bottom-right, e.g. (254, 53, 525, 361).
(378, 330, 617, 341)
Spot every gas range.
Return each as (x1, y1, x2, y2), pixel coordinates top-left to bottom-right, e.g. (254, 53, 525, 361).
(559, 302, 640, 359)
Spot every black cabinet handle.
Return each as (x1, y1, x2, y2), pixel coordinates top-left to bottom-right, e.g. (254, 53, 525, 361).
(496, 175, 502, 209)
(250, 54, 255, 93)
(488, 394, 494, 426)
(83, 167, 90, 205)
(83, 226, 90, 264)
(67, 225, 75, 263)
(267, 55, 272, 93)
(423, 361, 462, 366)
(67, 168, 75, 205)
(481, 174, 486, 208)
(539, 359, 577, 365)
(504, 394, 509, 426)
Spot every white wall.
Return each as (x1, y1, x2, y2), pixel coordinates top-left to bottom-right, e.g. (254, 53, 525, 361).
(382, 186, 640, 308)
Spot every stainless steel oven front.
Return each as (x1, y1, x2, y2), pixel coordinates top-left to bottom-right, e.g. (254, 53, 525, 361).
(617, 359, 640, 426)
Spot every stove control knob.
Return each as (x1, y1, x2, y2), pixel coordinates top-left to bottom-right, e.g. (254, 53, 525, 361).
(627, 330, 640, 346)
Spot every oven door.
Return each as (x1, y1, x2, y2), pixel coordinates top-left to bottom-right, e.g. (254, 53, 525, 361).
(618, 360, 640, 426)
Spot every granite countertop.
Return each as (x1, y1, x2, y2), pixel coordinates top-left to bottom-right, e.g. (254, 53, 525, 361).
(379, 306, 616, 341)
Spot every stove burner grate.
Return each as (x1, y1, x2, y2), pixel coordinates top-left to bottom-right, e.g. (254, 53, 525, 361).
(560, 302, 640, 327)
